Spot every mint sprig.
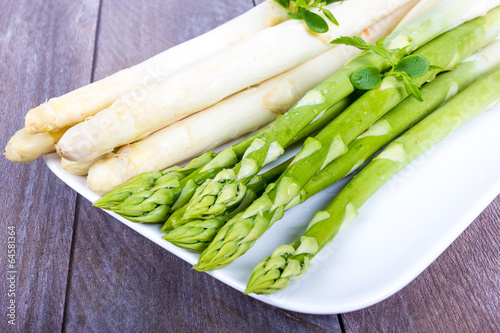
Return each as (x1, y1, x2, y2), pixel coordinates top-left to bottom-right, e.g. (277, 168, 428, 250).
(331, 36, 441, 102)
(274, 0, 345, 33)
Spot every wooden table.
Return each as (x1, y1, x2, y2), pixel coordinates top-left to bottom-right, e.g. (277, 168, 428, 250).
(1, 1, 499, 331)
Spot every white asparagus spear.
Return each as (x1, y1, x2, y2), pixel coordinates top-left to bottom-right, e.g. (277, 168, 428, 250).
(395, 0, 446, 28)
(57, 0, 414, 163)
(4, 129, 66, 163)
(24, 0, 289, 134)
(86, 1, 417, 195)
(61, 156, 105, 176)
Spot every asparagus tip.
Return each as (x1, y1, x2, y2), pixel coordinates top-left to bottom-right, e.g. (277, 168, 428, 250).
(160, 223, 172, 233)
(25, 106, 47, 134)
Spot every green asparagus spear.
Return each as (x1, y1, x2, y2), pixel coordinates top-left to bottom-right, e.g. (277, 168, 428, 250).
(92, 153, 214, 210)
(163, 216, 230, 252)
(245, 67, 500, 294)
(193, 10, 500, 271)
(162, 41, 500, 252)
(182, 3, 500, 225)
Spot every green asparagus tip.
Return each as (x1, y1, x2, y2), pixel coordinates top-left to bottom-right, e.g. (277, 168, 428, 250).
(245, 239, 315, 294)
(162, 234, 208, 252)
(111, 203, 170, 224)
(182, 175, 247, 222)
(93, 171, 163, 209)
(160, 222, 173, 233)
(192, 262, 211, 272)
(192, 210, 263, 271)
(162, 217, 228, 252)
(93, 192, 131, 209)
(193, 243, 243, 272)
(193, 255, 234, 272)
(164, 206, 187, 230)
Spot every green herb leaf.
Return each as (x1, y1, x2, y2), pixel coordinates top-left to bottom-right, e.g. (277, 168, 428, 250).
(331, 36, 368, 48)
(376, 38, 386, 47)
(333, 36, 436, 101)
(331, 36, 394, 64)
(428, 65, 443, 71)
(274, 0, 291, 9)
(321, 8, 339, 26)
(274, 0, 347, 33)
(303, 10, 329, 33)
(396, 46, 410, 62)
(288, 11, 304, 20)
(351, 66, 383, 90)
(398, 72, 423, 102)
(394, 55, 429, 79)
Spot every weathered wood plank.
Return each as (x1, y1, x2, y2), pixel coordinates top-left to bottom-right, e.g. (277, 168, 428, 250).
(0, 0, 99, 331)
(61, 0, 342, 331)
(342, 196, 500, 332)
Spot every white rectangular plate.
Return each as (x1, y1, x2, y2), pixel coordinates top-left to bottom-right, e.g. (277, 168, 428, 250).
(44, 101, 500, 314)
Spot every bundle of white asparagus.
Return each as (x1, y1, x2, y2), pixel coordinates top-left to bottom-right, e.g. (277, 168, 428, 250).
(5, 0, 424, 193)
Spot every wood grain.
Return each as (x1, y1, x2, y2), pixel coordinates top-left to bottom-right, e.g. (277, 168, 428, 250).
(0, 0, 99, 332)
(62, 0, 340, 332)
(342, 196, 500, 332)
